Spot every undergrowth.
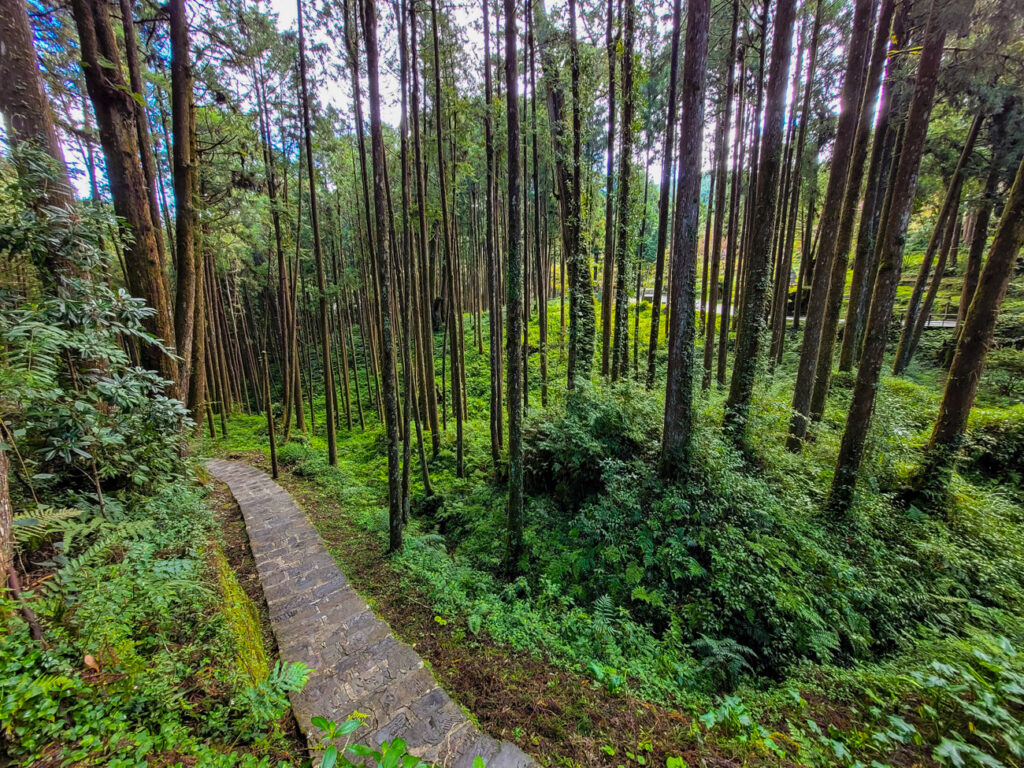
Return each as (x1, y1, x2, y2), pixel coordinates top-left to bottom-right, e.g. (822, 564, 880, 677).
(205, 300, 1024, 767)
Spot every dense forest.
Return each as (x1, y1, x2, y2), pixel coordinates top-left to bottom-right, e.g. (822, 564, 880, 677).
(2, 0, 1024, 762)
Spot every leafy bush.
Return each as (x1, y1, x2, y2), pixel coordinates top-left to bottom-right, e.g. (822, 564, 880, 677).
(780, 633, 1024, 768)
(0, 164, 189, 505)
(983, 348, 1024, 399)
(311, 714, 436, 768)
(523, 383, 661, 510)
(1, 156, 301, 766)
(964, 404, 1024, 483)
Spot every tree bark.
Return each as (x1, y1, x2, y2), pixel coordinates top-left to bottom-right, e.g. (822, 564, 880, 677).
(169, 0, 200, 403)
(483, 0, 501, 464)
(430, 0, 464, 476)
(610, 0, 635, 382)
(645, 0, 682, 388)
(919, 151, 1024, 486)
(297, 0, 337, 464)
(769, 0, 822, 363)
(786, 0, 875, 449)
(361, 0, 402, 551)
(600, 0, 618, 376)
(701, 0, 739, 390)
(504, 0, 524, 573)
(809, 0, 894, 414)
(660, 0, 710, 478)
(827, 0, 958, 513)
(724, 0, 796, 444)
(71, 0, 177, 385)
(0, 0, 78, 281)
(892, 109, 983, 374)
(118, 0, 166, 275)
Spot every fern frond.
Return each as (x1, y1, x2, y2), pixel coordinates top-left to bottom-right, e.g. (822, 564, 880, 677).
(12, 506, 81, 550)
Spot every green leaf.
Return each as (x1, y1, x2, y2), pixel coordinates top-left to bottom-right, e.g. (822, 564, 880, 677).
(320, 745, 338, 768)
(311, 716, 333, 732)
(338, 718, 362, 735)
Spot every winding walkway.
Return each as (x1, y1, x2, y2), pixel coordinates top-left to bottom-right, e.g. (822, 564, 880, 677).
(206, 459, 533, 768)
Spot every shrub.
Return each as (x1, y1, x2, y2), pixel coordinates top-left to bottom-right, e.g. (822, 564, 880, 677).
(523, 384, 661, 511)
(964, 404, 1024, 483)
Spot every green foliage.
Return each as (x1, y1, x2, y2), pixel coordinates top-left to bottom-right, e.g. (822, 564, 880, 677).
(310, 714, 434, 768)
(523, 383, 661, 510)
(983, 348, 1024, 400)
(777, 633, 1024, 768)
(588, 660, 627, 694)
(0, 488, 304, 766)
(0, 162, 190, 506)
(698, 696, 785, 757)
(913, 636, 1024, 767)
(964, 404, 1024, 483)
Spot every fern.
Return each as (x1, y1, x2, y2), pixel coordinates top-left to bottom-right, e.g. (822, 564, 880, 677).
(691, 634, 757, 690)
(236, 661, 310, 728)
(12, 506, 81, 550)
(44, 519, 153, 594)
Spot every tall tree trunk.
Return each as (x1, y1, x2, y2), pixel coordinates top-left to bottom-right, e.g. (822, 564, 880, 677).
(770, 0, 822, 363)
(838, 1, 906, 371)
(716, 48, 745, 386)
(528, 2, 547, 406)
(828, 0, 960, 513)
(362, 0, 402, 550)
(600, 0, 618, 376)
(169, 0, 200, 402)
(892, 109, 983, 374)
(409, 1, 441, 454)
(70, 0, 177, 385)
(0, 0, 77, 280)
(645, 0, 682, 388)
(297, 0, 337, 465)
(504, 0, 524, 574)
(809, 0, 895, 412)
(660, 0, 710, 478)
(483, 0, 502, 464)
(610, 0, 635, 382)
(431, 0, 464, 476)
(535, 0, 588, 389)
(701, 0, 738, 390)
(724, 0, 796, 444)
(918, 151, 1024, 489)
(118, 0, 166, 274)
(951, 149, 1000, 354)
(786, 0, 875, 449)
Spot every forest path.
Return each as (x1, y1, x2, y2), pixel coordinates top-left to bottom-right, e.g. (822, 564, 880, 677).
(205, 459, 533, 768)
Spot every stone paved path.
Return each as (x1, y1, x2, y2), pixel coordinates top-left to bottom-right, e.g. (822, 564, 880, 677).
(206, 459, 533, 768)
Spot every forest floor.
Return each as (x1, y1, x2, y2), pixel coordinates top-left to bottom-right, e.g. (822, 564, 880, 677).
(206, 439, 978, 768)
